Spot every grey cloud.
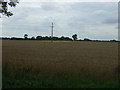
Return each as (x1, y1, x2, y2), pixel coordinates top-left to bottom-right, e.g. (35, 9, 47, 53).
(2, 2, 118, 40)
(103, 18, 117, 24)
(40, 2, 58, 11)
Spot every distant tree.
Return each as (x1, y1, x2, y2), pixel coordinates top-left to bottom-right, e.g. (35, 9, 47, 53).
(79, 39, 82, 41)
(44, 36, 50, 40)
(84, 38, 91, 41)
(110, 40, 116, 42)
(2, 37, 10, 40)
(11, 37, 23, 40)
(36, 36, 42, 40)
(72, 34, 77, 40)
(31, 36, 35, 40)
(0, 0, 19, 17)
(24, 34, 28, 39)
(60, 36, 65, 40)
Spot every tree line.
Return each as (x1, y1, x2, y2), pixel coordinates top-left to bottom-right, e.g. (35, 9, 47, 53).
(24, 34, 78, 41)
(1, 33, 117, 42)
(1, 34, 78, 41)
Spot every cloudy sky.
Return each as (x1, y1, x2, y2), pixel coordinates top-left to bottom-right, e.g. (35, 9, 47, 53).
(1, 0, 118, 40)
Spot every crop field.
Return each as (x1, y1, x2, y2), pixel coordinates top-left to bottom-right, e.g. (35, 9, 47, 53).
(2, 40, 119, 88)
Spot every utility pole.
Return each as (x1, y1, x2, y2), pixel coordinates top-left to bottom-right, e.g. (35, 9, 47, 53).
(51, 22, 54, 42)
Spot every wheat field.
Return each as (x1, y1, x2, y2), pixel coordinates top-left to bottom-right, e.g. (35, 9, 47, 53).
(2, 40, 119, 88)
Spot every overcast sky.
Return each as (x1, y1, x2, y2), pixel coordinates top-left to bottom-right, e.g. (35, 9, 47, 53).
(1, 1, 118, 40)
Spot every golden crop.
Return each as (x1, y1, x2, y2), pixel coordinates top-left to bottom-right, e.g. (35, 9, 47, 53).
(2, 40, 119, 80)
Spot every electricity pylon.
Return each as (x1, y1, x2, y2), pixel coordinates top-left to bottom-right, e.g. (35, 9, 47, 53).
(51, 22, 54, 42)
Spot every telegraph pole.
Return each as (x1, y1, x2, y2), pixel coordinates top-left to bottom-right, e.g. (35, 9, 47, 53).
(51, 22, 54, 42)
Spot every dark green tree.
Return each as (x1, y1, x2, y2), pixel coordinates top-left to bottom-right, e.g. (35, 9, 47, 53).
(72, 34, 77, 40)
(31, 36, 35, 40)
(24, 34, 28, 39)
(0, 0, 19, 17)
(84, 38, 91, 41)
(36, 36, 42, 40)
